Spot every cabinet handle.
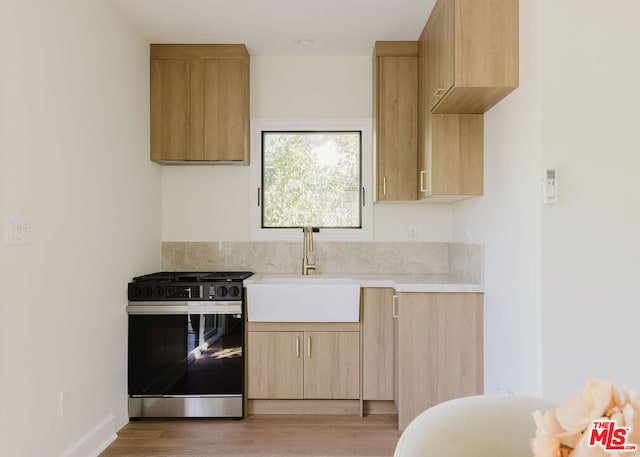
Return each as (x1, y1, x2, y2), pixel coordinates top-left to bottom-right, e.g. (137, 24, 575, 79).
(296, 336, 300, 358)
(307, 336, 312, 358)
(420, 170, 427, 193)
(433, 88, 445, 98)
(383, 176, 387, 197)
(392, 295, 399, 318)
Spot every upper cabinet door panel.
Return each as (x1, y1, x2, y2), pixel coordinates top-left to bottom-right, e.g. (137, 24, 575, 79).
(373, 42, 419, 202)
(454, 0, 519, 88)
(188, 59, 204, 160)
(426, 0, 455, 111)
(376, 55, 418, 201)
(426, 0, 519, 114)
(150, 59, 191, 161)
(203, 59, 249, 162)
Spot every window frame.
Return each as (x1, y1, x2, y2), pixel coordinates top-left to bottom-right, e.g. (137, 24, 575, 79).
(249, 118, 373, 242)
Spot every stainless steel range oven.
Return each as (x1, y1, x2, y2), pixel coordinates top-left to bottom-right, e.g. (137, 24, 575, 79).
(127, 271, 252, 419)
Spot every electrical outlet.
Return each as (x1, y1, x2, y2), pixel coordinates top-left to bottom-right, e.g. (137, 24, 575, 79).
(60, 390, 70, 416)
(402, 227, 417, 241)
(497, 378, 514, 395)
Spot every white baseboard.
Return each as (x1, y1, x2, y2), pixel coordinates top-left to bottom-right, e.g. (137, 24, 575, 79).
(58, 414, 117, 457)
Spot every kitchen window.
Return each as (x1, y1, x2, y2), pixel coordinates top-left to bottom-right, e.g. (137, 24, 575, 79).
(250, 118, 372, 241)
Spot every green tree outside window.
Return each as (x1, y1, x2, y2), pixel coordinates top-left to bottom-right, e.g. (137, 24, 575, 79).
(262, 132, 361, 228)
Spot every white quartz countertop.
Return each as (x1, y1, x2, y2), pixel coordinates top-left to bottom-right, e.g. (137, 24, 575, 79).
(244, 273, 483, 293)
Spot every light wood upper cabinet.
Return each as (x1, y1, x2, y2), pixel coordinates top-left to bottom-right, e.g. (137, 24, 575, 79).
(150, 59, 191, 161)
(202, 59, 249, 161)
(362, 288, 395, 401)
(418, 17, 485, 201)
(373, 42, 418, 201)
(150, 44, 249, 164)
(424, 0, 519, 114)
(418, 111, 484, 201)
(395, 292, 483, 430)
(247, 326, 360, 400)
(415, 0, 517, 199)
(425, 0, 454, 112)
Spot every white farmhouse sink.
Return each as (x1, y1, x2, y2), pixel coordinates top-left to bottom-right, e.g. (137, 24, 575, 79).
(246, 276, 360, 322)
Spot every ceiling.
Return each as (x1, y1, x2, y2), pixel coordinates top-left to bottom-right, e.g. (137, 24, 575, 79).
(108, 0, 436, 56)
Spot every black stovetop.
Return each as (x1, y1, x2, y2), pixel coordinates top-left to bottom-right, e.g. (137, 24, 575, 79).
(128, 271, 253, 301)
(131, 271, 253, 283)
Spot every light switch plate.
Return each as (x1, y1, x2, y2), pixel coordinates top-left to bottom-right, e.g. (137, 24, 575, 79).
(5, 216, 31, 246)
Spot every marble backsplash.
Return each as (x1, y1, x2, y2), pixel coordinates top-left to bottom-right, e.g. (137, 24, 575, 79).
(449, 242, 484, 284)
(162, 241, 483, 283)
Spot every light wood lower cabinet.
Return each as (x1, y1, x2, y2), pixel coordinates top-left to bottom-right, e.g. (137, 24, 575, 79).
(362, 288, 395, 400)
(248, 292, 482, 426)
(304, 331, 360, 399)
(395, 292, 484, 430)
(247, 326, 360, 400)
(247, 331, 303, 399)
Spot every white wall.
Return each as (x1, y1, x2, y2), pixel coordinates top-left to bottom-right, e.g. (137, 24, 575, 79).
(453, 0, 640, 401)
(162, 55, 452, 242)
(539, 0, 640, 400)
(451, 0, 543, 397)
(0, 1, 161, 456)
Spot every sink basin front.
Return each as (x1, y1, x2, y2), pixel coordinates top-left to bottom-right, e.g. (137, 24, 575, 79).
(246, 276, 360, 322)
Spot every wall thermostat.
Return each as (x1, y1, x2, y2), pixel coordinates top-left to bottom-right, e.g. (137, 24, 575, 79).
(543, 167, 557, 205)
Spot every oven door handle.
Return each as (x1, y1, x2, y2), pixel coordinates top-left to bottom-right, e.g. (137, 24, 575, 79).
(127, 302, 242, 315)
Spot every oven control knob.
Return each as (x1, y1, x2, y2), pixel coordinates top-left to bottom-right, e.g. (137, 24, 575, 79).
(132, 286, 142, 298)
(155, 287, 165, 297)
(145, 286, 153, 298)
(218, 286, 228, 297)
(229, 286, 240, 297)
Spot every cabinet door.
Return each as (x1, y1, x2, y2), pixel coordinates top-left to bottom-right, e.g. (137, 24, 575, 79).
(303, 332, 360, 399)
(427, 0, 519, 113)
(426, 0, 454, 111)
(247, 331, 303, 399)
(376, 56, 418, 201)
(418, 112, 484, 201)
(396, 293, 483, 430)
(430, 113, 483, 198)
(150, 59, 191, 161)
(362, 288, 395, 400)
(202, 59, 249, 161)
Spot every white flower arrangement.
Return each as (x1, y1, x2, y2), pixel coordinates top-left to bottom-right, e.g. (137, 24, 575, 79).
(532, 380, 640, 457)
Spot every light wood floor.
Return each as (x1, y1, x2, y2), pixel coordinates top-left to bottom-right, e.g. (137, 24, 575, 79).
(100, 415, 401, 457)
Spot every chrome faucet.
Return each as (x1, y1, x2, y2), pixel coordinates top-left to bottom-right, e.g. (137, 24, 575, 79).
(302, 226, 316, 275)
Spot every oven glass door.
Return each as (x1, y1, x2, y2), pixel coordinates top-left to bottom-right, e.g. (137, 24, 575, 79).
(128, 307, 243, 396)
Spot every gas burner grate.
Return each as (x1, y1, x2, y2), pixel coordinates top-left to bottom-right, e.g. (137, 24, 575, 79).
(131, 271, 253, 283)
